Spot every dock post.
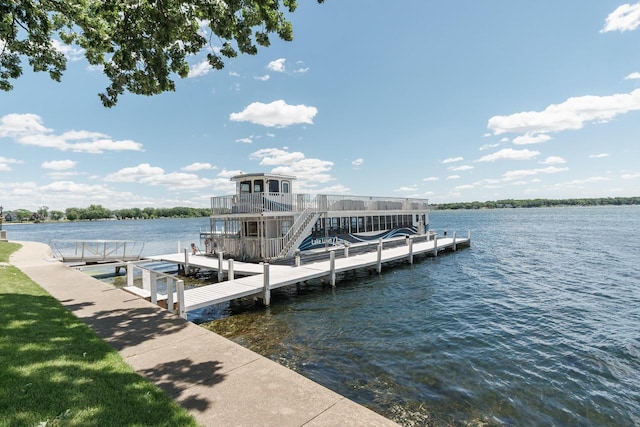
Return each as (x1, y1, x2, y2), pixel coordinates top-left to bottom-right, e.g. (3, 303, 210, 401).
(344, 243, 349, 258)
(295, 250, 301, 267)
(330, 250, 336, 287)
(468, 229, 472, 246)
(408, 237, 414, 264)
(218, 251, 224, 282)
(167, 277, 174, 312)
(228, 259, 234, 280)
(176, 279, 186, 319)
(262, 263, 271, 306)
(184, 248, 190, 275)
(126, 262, 134, 287)
(453, 231, 457, 251)
(377, 240, 382, 273)
(150, 271, 158, 304)
(434, 235, 438, 257)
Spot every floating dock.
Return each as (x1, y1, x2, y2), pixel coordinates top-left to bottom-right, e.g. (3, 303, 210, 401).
(126, 233, 470, 318)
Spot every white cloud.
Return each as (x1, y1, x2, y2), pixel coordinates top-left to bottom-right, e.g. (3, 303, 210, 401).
(395, 185, 417, 192)
(625, 72, 640, 80)
(446, 175, 461, 180)
(42, 160, 77, 170)
(105, 163, 164, 182)
(0, 156, 22, 171)
(540, 156, 566, 165)
(487, 89, 640, 137)
(294, 67, 310, 74)
(477, 148, 540, 162)
(442, 156, 463, 164)
(621, 172, 640, 179)
(235, 137, 253, 144)
(479, 142, 501, 151)
(502, 166, 568, 181)
(182, 162, 214, 172)
(51, 39, 84, 61)
(249, 147, 336, 191)
(254, 74, 270, 81)
(188, 60, 212, 78)
(0, 113, 144, 153)
(601, 2, 640, 32)
(453, 184, 475, 191)
(352, 158, 364, 166)
(448, 165, 474, 172)
(589, 153, 609, 158)
(267, 58, 286, 72)
(512, 134, 552, 145)
(104, 163, 216, 191)
(229, 71, 240, 77)
(229, 100, 318, 127)
(422, 176, 439, 182)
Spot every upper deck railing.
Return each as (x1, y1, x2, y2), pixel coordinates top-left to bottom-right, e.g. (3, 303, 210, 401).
(210, 193, 429, 215)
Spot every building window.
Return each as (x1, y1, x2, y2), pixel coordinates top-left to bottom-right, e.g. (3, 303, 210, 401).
(254, 180, 264, 193)
(240, 181, 251, 193)
(282, 181, 290, 193)
(269, 180, 279, 193)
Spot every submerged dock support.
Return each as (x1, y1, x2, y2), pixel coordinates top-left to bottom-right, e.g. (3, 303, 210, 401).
(262, 263, 271, 306)
(126, 262, 134, 287)
(453, 231, 457, 251)
(344, 244, 350, 258)
(376, 240, 382, 273)
(183, 248, 190, 275)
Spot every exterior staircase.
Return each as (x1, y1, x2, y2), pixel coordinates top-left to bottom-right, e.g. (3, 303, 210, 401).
(277, 209, 322, 258)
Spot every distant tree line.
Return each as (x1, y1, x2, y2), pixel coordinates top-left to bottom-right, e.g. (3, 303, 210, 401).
(2, 205, 210, 222)
(432, 197, 640, 210)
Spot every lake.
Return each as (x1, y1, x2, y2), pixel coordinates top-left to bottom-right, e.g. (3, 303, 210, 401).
(5, 207, 640, 426)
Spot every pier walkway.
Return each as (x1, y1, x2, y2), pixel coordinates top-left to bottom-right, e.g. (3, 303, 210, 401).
(143, 235, 469, 314)
(9, 241, 398, 426)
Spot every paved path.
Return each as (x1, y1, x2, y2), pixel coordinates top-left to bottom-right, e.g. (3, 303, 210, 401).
(9, 241, 398, 427)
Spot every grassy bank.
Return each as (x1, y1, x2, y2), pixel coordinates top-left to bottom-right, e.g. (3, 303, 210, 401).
(0, 242, 198, 427)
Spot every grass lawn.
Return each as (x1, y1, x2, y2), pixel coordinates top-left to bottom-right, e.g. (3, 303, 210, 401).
(0, 242, 199, 427)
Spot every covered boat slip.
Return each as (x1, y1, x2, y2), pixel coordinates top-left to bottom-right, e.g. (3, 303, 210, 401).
(139, 233, 470, 317)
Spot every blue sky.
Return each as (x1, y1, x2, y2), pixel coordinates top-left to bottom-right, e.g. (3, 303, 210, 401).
(2, 1, 640, 211)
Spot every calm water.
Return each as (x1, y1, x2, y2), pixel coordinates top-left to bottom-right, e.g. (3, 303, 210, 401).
(6, 208, 640, 426)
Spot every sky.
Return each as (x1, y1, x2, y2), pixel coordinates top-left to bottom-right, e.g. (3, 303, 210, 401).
(2, 1, 640, 211)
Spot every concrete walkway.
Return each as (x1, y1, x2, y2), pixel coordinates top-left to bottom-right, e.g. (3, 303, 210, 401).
(9, 241, 398, 427)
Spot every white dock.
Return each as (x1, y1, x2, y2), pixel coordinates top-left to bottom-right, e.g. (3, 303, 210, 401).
(132, 234, 470, 316)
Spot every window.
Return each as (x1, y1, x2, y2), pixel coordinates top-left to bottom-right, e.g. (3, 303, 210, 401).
(269, 180, 279, 193)
(282, 181, 290, 193)
(245, 221, 258, 237)
(240, 181, 251, 193)
(254, 180, 264, 193)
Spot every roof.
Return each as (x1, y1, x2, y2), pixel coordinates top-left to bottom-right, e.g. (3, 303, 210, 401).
(230, 173, 297, 182)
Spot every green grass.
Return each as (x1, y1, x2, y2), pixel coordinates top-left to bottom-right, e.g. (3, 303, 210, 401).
(0, 242, 199, 427)
(0, 241, 21, 262)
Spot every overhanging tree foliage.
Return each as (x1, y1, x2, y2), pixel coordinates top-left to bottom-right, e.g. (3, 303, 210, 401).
(1, 0, 323, 107)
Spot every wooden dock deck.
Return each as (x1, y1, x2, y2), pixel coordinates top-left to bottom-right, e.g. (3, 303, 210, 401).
(135, 234, 470, 315)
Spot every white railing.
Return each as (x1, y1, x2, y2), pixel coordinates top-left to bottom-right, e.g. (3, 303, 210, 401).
(125, 263, 186, 319)
(210, 193, 428, 215)
(52, 240, 144, 263)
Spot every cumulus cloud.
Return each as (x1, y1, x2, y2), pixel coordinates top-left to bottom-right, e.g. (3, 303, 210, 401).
(395, 185, 418, 192)
(267, 58, 286, 72)
(42, 160, 77, 170)
(448, 165, 474, 172)
(512, 134, 552, 145)
(446, 175, 461, 180)
(229, 100, 318, 127)
(625, 72, 640, 80)
(182, 162, 215, 171)
(254, 74, 270, 81)
(0, 113, 144, 153)
(235, 137, 253, 144)
(442, 156, 464, 164)
(0, 156, 23, 171)
(601, 2, 640, 32)
(422, 176, 439, 182)
(352, 158, 364, 166)
(621, 172, 640, 179)
(589, 153, 609, 158)
(105, 163, 164, 182)
(51, 39, 84, 61)
(502, 166, 568, 181)
(487, 89, 640, 140)
(188, 60, 212, 78)
(477, 148, 540, 162)
(540, 156, 566, 165)
(249, 147, 338, 192)
(105, 163, 216, 191)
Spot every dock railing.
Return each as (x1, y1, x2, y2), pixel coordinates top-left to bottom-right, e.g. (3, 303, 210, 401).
(52, 240, 144, 263)
(124, 263, 186, 319)
(210, 193, 429, 215)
